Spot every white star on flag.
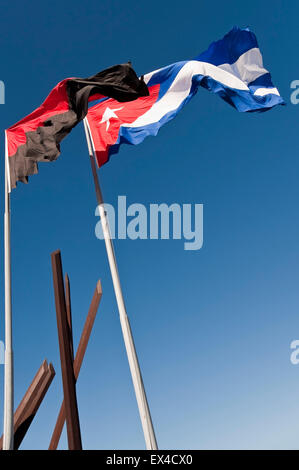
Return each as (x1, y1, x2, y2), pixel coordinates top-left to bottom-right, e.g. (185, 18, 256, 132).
(100, 106, 123, 131)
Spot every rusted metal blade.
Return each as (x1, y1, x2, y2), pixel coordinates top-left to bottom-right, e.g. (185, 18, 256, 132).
(51, 250, 82, 450)
(0, 360, 55, 450)
(49, 280, 102, 450)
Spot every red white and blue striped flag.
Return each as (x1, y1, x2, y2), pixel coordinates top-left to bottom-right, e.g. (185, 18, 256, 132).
(86, 27, 284, 167)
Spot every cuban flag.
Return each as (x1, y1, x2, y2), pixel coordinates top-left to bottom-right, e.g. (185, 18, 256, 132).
(86, 27, 284, 167)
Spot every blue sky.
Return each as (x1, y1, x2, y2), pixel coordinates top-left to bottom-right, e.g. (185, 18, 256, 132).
(0, 0, 298, 450)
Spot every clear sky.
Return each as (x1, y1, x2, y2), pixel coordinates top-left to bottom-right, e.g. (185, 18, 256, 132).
(0, 0, 298, 450)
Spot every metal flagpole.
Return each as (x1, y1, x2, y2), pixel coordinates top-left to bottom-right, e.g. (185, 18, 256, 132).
(83, 118, 158, 450)
(3, 130, 14, 450)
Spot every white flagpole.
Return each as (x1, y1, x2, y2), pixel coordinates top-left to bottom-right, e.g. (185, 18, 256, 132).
(3, 130, 14, 450)
(83, 118, 158, 450)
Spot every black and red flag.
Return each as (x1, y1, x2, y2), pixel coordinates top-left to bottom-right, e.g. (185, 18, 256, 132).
(6, 62, 148, 190)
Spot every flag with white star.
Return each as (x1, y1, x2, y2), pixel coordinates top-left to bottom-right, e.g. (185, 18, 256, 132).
(86, 27, 284, 168)
(6, 63, 148, 190)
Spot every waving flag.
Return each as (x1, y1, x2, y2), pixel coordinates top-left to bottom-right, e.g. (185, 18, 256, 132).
(6, 62, 148, 190)
(86, 27, 284, 167)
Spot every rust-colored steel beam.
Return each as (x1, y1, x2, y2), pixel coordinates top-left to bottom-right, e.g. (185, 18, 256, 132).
(49, 280, 102, 450)
(65, 273, 74, 362)
(0, 360, 55, 450)
(14, 362, 55, 449)
(51, 250, 82, 450)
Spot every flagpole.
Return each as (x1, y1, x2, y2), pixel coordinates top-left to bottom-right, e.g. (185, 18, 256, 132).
(3, 131, 14, 450)
(83, 118, 158, 451)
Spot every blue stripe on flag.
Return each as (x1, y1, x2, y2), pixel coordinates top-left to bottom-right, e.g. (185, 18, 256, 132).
(107, 78, 284, 161)
(195, 26, 258, 66)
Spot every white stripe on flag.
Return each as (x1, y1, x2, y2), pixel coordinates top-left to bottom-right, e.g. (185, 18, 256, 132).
(126, 60, 249, 129)
(218, 47, 268, 85)
(254, 87, 280, 96)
